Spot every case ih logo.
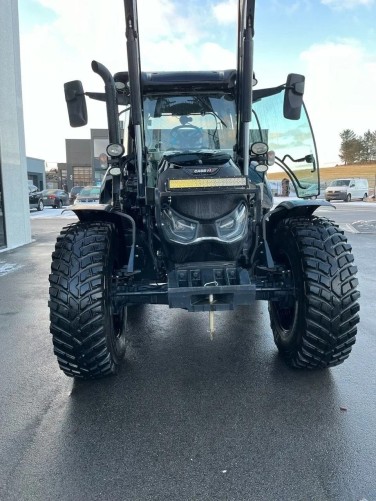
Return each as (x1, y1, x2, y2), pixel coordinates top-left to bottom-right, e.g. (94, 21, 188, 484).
(192, 168, 218, 175)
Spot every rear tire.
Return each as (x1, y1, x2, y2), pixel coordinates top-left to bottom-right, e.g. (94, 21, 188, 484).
(49, 221, 126, 379)
(362, 193, 368, 201)
(268, 216, 360, 369)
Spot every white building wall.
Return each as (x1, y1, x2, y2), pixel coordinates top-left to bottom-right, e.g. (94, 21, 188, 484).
(0, 0, 31, 249)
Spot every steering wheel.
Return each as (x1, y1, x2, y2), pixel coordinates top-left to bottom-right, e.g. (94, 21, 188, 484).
(169, 124, 203, 149)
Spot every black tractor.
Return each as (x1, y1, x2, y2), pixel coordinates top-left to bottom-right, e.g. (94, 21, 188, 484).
(49, 0, 360, 379)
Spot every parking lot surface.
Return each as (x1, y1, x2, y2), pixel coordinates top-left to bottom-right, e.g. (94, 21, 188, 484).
(0, 207, 375, 501)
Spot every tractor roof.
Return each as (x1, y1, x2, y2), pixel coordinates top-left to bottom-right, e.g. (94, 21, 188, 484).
(114, 70, 237, 94)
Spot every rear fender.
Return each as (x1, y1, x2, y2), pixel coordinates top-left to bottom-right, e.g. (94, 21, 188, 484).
(265, 199, 334, 231)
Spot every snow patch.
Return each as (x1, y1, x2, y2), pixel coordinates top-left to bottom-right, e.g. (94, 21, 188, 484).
(0, 261, 24, 277)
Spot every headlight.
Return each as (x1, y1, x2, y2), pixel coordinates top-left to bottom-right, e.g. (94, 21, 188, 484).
(161, 208, 198, 243)
(216, 203, 247, 242)
(161, 203, 247, 245)
(106, 143, 124, 157)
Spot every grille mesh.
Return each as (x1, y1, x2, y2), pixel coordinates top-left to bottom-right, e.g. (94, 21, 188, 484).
(172, 194, 244, 221)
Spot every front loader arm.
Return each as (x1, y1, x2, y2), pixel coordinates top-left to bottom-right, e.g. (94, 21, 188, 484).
(237, 0, 256, 176)
(123, 0, 144, 198)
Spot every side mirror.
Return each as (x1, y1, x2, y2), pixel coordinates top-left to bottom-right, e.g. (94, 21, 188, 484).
(284, 74, 305, 120)
(64, 80, 88, 127)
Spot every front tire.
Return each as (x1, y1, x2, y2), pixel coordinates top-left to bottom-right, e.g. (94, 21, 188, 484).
(268, 216, 360, 369)
(49, 221, 126, 379)
(346, 194, 351, 202)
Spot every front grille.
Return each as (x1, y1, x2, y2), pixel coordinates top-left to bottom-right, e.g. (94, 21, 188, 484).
(172, 194, 244, 220)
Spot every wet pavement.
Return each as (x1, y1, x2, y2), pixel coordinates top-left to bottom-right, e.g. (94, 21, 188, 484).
(0, 214, 375, 501)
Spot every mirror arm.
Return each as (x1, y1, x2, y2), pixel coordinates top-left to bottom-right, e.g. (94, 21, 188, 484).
(85, 92, 107, 102)
(284, 82, 304, 96)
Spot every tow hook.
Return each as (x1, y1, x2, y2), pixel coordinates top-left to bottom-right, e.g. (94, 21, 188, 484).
(205, 281, 218, 340)
(209, 294, 215, 340)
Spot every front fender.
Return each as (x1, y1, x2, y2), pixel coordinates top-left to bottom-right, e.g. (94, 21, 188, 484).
(64, 203, 128, 228)
(63, 204, 136, 269)
(266, 199, 334, 229)
(63, 203, 113, 220)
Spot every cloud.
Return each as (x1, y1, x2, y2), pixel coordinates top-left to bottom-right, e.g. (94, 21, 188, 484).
(18, 0, 376, 169)
(270, 0, 312, 14)
(19, 0, 126, 161)
(140, 40, 235, 71)
(212, 0, 237, 24)
(321, 0, 374, 9)
(300, 39, 376, 164)
(20, 0, 230, 162)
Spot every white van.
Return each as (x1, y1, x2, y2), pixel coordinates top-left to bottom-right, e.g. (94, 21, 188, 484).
(325, 178, 368, 202)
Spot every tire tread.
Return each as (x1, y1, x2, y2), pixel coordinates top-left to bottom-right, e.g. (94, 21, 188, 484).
(270, 216, 360, 369)
(49, 221, 122, 378)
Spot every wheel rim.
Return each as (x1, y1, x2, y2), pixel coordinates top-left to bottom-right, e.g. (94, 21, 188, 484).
(113, 307, 127, 339)
(104, 249, 127, 359)
(271, 251, 299, 340)
(106, 299, 126, 352)
(272, 299, 298, 337)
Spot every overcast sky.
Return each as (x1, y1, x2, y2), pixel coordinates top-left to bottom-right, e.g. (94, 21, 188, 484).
(18, 0, 376, 167)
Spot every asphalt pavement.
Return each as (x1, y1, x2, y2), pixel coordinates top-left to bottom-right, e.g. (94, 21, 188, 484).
(0, 206, 375, 501)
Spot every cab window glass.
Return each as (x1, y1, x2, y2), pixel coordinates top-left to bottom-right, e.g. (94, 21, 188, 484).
(252, 91, 319, 198)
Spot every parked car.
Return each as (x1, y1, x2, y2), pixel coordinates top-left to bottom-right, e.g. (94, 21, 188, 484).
(28, 185, 44, 211)
(41, 189, 69, 208)
(325, 178, 368, 202)
(74, 186, 101, 204)
(69, 186, 84, 204)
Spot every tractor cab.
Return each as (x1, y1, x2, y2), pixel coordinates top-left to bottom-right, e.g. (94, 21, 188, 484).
(112, 68, 319, 199)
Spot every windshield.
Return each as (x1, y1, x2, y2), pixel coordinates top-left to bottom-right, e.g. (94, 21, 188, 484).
(143, 93, 236, 159)
(330, 179, 350, 187)
(142, 89, 319, 198)
(252, 91, 319, 198)
(79, 187, 100, 196)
